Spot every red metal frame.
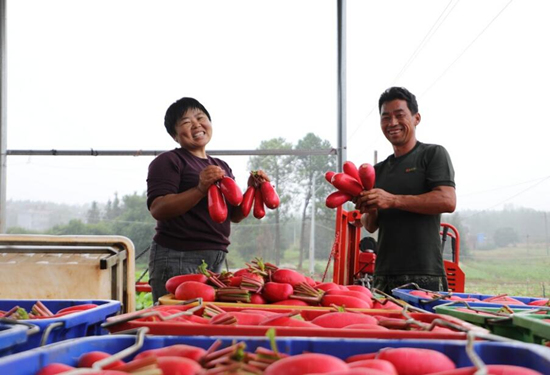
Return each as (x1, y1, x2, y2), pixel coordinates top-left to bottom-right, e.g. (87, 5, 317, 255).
(332, 208, 465, 292)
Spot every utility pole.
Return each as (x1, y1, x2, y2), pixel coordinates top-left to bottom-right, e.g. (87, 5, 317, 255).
(544, 212, 549, 256)
(309, 172, 316, 276)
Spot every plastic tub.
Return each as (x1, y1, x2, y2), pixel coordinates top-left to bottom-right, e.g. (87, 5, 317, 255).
(0, 320, 34, 357)
(0, 334, 548, 375)
(392, 288, 547, 313)
(0, 299, 121, 354)
(103, 301, 486, 340)
(434, 302, 550, 343)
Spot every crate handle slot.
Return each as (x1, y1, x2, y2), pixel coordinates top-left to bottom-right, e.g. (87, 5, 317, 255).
(40, 322, 64, 347)
(0, 317, 41, 337)
(90, 327, 150, 370)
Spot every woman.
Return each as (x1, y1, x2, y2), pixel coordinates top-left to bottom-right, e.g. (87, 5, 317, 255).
(146, 97, 269, 302)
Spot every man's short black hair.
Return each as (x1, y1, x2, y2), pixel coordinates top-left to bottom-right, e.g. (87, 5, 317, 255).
(164, 97, 211, 137)
(378, 87, 419, 115)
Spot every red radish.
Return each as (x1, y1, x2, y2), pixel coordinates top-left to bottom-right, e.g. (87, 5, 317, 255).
(240, 309, 277, 317)
(348, 359, 398, 375)
(165, 274, 208, 294)
(326, 289, 372, 303)
(174, 280, 216, 302)
(210, 311, 265, 325)
(241, 186, 255, 217)
(260, 314, 319, 328)
(482, 295, 525, 305)
(228, 276, 243, 287)
(272, 299, 310, 306)
(219, 176, 243, 206)
(135, 344, 206, 361)
(377, 347, 456, 375)
(264, 353, 349, 375)
(346, 353, 377, 363)
(346, 285, 373, 298)
(262, 282, 294, 302)
(305, 276, 316, 287)
(326, 191, 353, 209)
(331, 173, 363, 196)
(156, 356, 203, 375)
(430, 364, 543, 375)
(272, 268, 306, 287)
(321, 294, 373, 309)
(207, 184, 227, 223)
(233, 268, 253, 277)
(261, 181, 280, 209)
(371, 299, 403, 310)
(358, 163, 375, 190)
(344, 323, 389, 331)
(324, 369, 388, 375)
(409, 290, 434, 299)
(311, 312, 378, 328)
(528, 298, 549, 306)
(316, 282, 341, 292)
(325, 171, 336, 184)
(77, 351, 125, 369)
(250, 293, 267, 304)
(343, 161, 362, 187)
(37, 363, 76, 375)
(253, 188, 266, 219)
(56, 304, 98, 314)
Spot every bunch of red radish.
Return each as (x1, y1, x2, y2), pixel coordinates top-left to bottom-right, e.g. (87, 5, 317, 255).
(164, 260, 401, 311)
(408, 290, 550, 307)
(208, 171, 280, 223)
(36, 338, 544, 375)
(0, 302, 98, 320)
(325, 161, 375, 209)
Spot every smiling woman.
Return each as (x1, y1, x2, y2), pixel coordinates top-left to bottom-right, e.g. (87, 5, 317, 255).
(145, 97, 272, 302)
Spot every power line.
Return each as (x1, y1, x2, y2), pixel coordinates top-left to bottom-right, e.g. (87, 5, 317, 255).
(459, 175, 550, 197)
(348, 0, 459, 140)
(420, 0, 514, 98)
(391, 0, 460, 85)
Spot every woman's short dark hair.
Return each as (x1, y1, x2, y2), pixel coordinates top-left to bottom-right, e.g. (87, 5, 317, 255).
(378, 87, 419, 115)
(164, 97, 211, 137)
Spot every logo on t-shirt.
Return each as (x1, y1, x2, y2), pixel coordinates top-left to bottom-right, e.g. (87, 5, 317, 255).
(405, 167, 417, 173)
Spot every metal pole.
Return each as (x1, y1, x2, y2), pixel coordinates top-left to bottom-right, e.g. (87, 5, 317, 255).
(337, 0, 347, 172)
(0, 0, 7, 233)
(309, 173, 316, 276)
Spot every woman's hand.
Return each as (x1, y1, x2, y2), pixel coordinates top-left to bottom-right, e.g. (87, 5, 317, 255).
(247, 170, 271, 187)
(197, 165, 225, 194)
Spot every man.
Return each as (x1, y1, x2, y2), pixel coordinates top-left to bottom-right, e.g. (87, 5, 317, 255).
(355, 87, 456, 294)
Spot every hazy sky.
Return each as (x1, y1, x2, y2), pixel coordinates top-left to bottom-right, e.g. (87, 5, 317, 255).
(5, 0, 550, 212)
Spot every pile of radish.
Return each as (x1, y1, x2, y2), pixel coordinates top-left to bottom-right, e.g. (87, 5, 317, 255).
(165, 259, 401, 311)
(0, 302, 98, 320)
(408, 290, 549, 307)
(208, 171, 280, 223)
(325, 161, 375, 209)
(36, 338, 544, 375)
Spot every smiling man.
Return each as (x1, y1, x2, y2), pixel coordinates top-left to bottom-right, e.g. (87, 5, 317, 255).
(355, 87, 456, 294)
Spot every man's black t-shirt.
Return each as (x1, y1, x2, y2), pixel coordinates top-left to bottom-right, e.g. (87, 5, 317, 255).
(374, 142, 455, 276)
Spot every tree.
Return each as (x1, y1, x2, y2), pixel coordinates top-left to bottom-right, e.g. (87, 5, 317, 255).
(294, 133, 336, 269)
(247, 138, 295, 265)
(494, 227, 519, 247)
(87, 201, 101, 224)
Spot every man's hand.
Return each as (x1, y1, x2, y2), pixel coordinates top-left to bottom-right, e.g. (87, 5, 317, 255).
(355, 188, 395, 213)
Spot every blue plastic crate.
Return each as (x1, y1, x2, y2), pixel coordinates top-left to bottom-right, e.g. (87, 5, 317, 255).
(0, 299, 121, 354)
(0, 321, 32, 358)
(0, 334, 548, 375)
(392, 288, 547, 313)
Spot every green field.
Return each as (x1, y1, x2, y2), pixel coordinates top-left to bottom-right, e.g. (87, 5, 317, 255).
(460, 245, 549, 297)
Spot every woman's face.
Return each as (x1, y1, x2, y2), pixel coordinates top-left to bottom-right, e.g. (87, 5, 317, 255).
(173, 108, 212, 154)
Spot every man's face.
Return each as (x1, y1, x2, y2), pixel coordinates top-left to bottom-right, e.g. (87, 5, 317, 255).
(380, 99, 420, 148)
(173, 108, 212, 151)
